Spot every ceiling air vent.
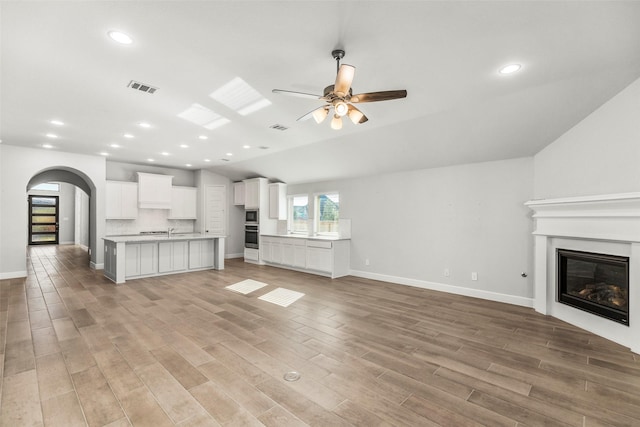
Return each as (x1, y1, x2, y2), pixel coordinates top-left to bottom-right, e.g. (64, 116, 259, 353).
(128, 80, 158, 94)
(220, 158, 230, 162)
(269, 124, 288, 131)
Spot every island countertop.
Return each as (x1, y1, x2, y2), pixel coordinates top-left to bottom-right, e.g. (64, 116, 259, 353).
(103, 233, 226, 243)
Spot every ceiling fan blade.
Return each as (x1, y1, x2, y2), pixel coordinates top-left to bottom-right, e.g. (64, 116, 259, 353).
(272, 89, 322, 100)
(347, 104, 368, 124)
(297, 105, 330, 122)
(350, 90, 407, 103)
(334, 64, 355, 97)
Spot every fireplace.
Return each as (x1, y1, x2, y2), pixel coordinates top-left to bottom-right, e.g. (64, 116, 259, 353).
(557, 249, 629, 325)
(526, 193, 640, 354)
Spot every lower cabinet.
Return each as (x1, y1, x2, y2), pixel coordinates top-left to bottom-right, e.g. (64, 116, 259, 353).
(125, 242, 158, 278)
(260, 236, 349, 278)
(189, 239, 214, 269)
(158, 241, 188, 273)
(306, 241, 333, 273)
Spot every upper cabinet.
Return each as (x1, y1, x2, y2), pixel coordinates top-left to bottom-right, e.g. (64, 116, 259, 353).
(170, 186, 197, 219)
(269, 183, 287, 220)
(244, 178, 268, 210)
(106, 181, 138, 219)
(233, 182, 245, 206)
(137, 172, 173, 209)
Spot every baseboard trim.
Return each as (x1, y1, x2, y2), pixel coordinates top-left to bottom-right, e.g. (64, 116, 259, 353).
(90, 262, 104, 271)
(349, 269, 533, 308)
(0, 271, 27, 280)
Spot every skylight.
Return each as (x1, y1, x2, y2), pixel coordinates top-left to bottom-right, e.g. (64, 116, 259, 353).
(177, 103, 230, 130)
(210, 77, 271, 116)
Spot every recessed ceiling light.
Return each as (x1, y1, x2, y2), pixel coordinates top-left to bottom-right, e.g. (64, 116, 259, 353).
(147, 158, 155, 162)
(110, 143, 120, 148)
(161, 152, 170, 156)
(185, 164, 192, 167)
(99, 152, 109, 156)
(204, 159, 211, 162)
(198, 135, 208, 140)
(46, 133, 58, 138)
(50, 120, 64, 126)
(42, 144, 54, 149)
(226, 152, 233, 156)
(243, 145, 251, 149)
(108, 30, 133, 45)
(179, 144, 189, 148)
(123, 133, 134, 138)
(499, 64, 521, 75)
(138, 122, 151, 128)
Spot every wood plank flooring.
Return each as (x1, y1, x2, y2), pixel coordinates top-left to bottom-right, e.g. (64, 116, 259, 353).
(1, 244, 639, 426)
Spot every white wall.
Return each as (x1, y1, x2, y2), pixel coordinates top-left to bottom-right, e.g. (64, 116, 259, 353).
(0, 145, 106, 278)
(288, 157, 534, 305)
(534, 76, 640, 198)
(75, 187, 90, 248)
(106, 161, 195, 186)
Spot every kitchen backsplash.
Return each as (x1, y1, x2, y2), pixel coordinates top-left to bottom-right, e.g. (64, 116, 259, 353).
(106, 209, 195, 236)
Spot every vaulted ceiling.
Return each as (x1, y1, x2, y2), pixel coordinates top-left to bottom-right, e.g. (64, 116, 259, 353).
(3, 1, 640, 184)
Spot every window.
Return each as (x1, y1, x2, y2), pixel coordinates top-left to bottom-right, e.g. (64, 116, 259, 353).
(288, 195, 309, 234)
(31, 182, 60, 192)
(315, 192, 339, 235)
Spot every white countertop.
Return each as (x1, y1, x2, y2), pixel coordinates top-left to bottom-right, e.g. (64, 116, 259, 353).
(103, 233, 225, 243)
(260, 233, 350, 241)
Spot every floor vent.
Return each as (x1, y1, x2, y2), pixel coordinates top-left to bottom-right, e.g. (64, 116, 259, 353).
(269, 124, 288, 131)
(128, 80, 158, 94)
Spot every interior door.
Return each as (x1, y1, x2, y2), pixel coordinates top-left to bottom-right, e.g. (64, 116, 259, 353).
(205, 185, 226, 235)
(29, 195, 59, 245)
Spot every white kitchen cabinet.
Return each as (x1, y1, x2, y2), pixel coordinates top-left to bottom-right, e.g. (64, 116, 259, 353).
(170, 186, 197, 219)
(269, 183, 287, 220)
(260, 237, 273, 263)
(158, 240, 188, 273)
(306, 241, 333, 273)
(260, 236, 347, 277)
(244, 179, 260, 209)
(189, 239, 214, 269)
(137, 172, 173, 209)
(243, 178, 268, 210)
(106, 181, 138, 219)
(125, 242, 158, 278)
(233, 182, 245, 206)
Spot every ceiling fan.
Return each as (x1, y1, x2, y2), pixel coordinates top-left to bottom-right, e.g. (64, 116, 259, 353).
(272, 49, 407, 130)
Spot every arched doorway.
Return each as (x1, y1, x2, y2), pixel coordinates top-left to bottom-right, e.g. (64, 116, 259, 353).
(27, 167, 97, 266)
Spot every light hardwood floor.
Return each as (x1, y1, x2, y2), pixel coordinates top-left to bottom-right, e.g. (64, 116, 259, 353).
(1, 245, 639, 426)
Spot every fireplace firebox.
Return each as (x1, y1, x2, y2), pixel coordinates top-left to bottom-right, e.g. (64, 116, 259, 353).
(557, 249, 629, 325)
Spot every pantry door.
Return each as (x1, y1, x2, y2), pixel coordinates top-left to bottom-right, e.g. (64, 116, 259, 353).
(28, 195, 59, 245)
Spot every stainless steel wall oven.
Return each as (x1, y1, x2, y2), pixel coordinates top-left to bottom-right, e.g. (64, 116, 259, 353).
(245, 224, 259, 249)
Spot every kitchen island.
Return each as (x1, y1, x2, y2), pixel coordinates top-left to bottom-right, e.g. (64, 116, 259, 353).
(103, 233, 225, 284)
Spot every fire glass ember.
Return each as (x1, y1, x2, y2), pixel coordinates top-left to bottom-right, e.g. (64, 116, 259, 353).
(557, 249, 630, 325)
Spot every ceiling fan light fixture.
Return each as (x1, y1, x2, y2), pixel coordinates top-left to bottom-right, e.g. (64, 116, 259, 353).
(330, 114, 342, 130)
(334, 101, 348, 117)
(347, 107, 364, 124)
(312, 107, 329, 124)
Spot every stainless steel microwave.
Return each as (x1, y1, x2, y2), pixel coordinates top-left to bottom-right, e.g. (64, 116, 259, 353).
(245, 210, 258, 223)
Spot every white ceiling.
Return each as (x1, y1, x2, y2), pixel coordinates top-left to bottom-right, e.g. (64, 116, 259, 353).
(3, 1, 640, 184)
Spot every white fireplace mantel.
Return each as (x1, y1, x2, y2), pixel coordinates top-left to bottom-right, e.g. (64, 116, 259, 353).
(526, 192, 640, 354)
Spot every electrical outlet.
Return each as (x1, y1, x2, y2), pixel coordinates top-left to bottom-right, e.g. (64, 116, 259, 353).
(365, 258, 370, 266)
(471, 272, 478, 281)
(444, 268, 450, 277)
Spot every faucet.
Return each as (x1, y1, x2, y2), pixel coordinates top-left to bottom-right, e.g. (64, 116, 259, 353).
(168, 227, 175, 238)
